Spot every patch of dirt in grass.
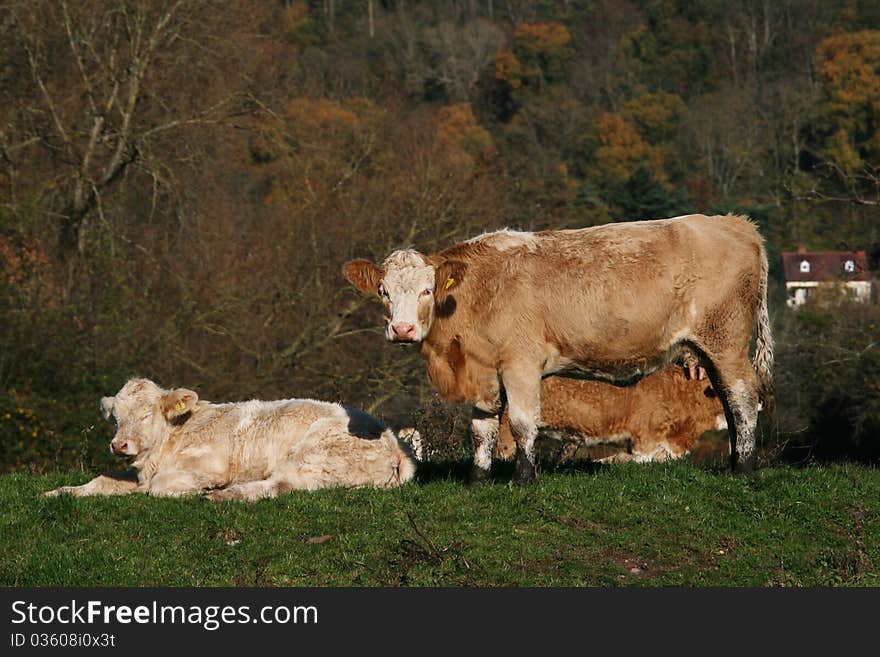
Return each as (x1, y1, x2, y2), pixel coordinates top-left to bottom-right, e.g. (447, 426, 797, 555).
(600, 547, 654, 581)
(674, 534, 739, 571)
(818, 504, 877, 584)
(213, 528, 242, 546)
(514, 543, 657, 585)
(841, 505, 875, 577)
(715, 536, 737, 559)
(615, 534, 740, 583)
(554, 518, 740, 582)
(233, 556, 273, 587)
(517, 545, 600, 584)
(557, 515, 607, 535)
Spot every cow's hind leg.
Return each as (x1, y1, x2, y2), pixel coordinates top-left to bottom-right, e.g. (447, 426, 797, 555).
(501, 365, 542, 485)
(707, 355, 761, 474)
(469, 403, 501, 487)
(207, 478, 282, 502)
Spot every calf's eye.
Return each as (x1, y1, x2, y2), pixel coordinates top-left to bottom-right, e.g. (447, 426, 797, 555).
(420, 288, 432, 297)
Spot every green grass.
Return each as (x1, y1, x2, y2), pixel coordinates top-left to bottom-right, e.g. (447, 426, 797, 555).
(1, 461, 878, 586)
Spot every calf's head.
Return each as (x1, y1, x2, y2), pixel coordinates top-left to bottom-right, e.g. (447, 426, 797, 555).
(100, 378, 198, 456)
(344, 249, 466, 343)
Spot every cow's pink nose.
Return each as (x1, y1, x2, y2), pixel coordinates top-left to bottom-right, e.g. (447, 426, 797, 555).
(391, 322, 416, 341)
(111, 440, 127, 454)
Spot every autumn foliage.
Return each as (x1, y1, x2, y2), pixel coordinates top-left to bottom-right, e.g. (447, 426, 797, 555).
(0, 1, 878, 471)
(593, 113, 662, 185)
(817, 30, 880, 111)
(495, 21, 572, 89)
(815, 30, 880, 170)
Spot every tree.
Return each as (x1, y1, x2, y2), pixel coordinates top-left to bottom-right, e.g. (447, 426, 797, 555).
(622, 92, 686, 143)
(793, 30, 880, 207)
(1, 1, 250, 258)
(814, 30, 880, 173)
(604, 163, 693, 221)
(498, 86, 589, 215)
(684, 84, 771, 199)
(494, 21, 573, 93)
(435, 103, 495, 171)
(590, 112, 665, 187)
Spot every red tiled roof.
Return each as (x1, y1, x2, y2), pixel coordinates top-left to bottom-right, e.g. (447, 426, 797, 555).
(781, 249, 870, 283)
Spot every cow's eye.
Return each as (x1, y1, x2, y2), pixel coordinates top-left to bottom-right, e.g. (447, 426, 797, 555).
(378, 285, 388, 298)
(420, 288, 432, 297)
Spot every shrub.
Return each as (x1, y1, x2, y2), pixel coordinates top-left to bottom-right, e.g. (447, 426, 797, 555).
(771, 300, 880, 463)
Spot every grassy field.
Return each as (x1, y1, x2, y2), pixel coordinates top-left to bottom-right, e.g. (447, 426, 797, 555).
(1, 461, 878, 587)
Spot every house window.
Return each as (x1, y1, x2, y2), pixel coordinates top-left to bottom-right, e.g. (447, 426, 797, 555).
(844, 260, 855, 273)
(800, 260, 810, 273)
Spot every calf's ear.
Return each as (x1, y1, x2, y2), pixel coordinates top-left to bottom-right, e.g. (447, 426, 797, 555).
(162, 388, 199, 420)
(434, 259, 468, 295)
(99, 396, 116, 420)
(343, 259, 384, 296)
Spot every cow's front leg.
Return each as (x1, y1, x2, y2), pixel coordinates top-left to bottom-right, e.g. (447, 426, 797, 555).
(147, 470, 203, 497)
(501, 365, 542, 485)
(42, 470, 140, 497)
(469, 402, 501, 487)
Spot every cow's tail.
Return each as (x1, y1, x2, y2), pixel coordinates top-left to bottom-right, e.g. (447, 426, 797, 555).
(753, 243, 775, 414)
(387, 429, 419, 484)
(396, 427, 424, 461)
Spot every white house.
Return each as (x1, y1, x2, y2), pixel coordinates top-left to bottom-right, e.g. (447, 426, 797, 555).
(782, 244, 872, 308)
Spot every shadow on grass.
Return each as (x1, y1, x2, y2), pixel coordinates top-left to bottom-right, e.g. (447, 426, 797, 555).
(414, 457, 605, 485)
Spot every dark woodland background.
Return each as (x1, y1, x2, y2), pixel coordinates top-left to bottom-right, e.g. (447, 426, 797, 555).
(1, 0, 878, 472)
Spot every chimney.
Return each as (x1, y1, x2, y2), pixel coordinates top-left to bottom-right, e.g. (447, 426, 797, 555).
(797, 242, 807, 254)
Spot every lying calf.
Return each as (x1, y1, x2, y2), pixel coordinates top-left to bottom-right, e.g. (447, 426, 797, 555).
(43, 378, 418, 500)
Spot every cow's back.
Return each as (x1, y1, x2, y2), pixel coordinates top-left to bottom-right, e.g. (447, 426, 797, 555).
(437, 214, 764, 369)
(166, 398, 351, 483)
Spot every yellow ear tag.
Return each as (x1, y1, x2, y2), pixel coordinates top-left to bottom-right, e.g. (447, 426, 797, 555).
(445, 277, 455, 290)
(175, 400, 186, 411)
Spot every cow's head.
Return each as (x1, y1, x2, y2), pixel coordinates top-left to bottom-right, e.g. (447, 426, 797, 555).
(343, 249, 466, 343)
(101, 378, 198, 456)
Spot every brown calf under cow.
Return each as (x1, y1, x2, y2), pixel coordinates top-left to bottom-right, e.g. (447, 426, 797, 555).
(344, 213, 774, 484)
(43, 378, 418, 500)
(495, 367, 727, 463)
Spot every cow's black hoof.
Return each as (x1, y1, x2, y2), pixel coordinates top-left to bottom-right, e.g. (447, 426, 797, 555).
(468, 465, 491, 487)
(513, 469, 535, 486)
(514, 453, 536, 485)
(731, 455, 756, 475)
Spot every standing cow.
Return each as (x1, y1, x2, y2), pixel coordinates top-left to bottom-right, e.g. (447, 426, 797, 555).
(343, 214, 773, 484)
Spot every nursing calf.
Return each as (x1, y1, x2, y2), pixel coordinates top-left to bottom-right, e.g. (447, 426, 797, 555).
(344, 214, 773, 484)
(43, 378, 417, 500)
(496, 367, 727, 463)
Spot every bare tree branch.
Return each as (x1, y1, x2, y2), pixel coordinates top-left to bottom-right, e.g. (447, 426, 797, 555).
(789, 161, 880, 207)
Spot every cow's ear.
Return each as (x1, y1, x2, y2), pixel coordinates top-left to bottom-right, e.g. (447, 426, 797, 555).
(343, 259, 384, 296)
(434, 259, 468, 295)
(100, 396, 116, 421)
(162, 388, 198, 420)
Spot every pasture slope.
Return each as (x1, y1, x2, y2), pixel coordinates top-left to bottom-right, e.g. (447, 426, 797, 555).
(1, 462, 878, 587)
